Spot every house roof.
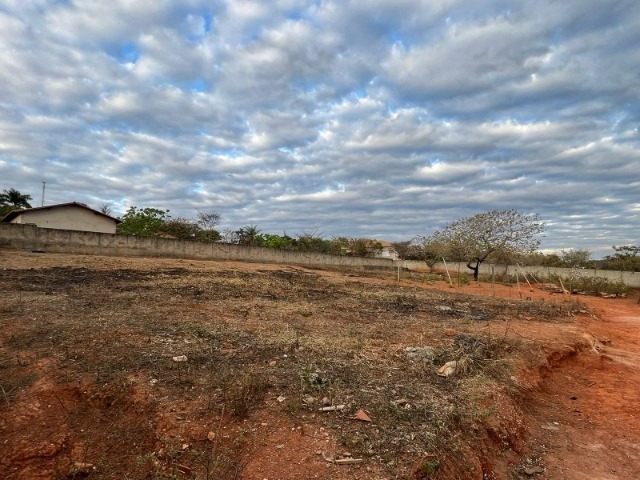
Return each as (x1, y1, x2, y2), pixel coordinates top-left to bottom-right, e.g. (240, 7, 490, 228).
(0, 201, 121, 223)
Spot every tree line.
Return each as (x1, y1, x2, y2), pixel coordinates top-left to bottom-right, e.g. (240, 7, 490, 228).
(115, 206, 384, 257)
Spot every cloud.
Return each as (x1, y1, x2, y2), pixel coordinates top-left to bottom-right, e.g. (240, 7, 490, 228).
(0, 0, 638, 257)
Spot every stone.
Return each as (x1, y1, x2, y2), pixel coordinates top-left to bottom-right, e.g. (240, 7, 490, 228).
(436, 359, 468, 377)
(319, 405, 345, 412)
(172, 355, 188, 362)
(524, 465, 544, 476)
(335, 458, 363, 465)
(354, 409, 372, 422)
(404, 346, 435, 362)
(68, 462, 95, 476)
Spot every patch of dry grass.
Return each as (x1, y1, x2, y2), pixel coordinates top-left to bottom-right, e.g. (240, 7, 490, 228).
(0, 263, 584, 478)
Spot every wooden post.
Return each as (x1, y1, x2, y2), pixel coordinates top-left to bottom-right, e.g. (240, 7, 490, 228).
(442, 257, 454, 288)
(492, 266, 495, 297)
(517, 264, 534, 292)
(515, 267, 522, 299)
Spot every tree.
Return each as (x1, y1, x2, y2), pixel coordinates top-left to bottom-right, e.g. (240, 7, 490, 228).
(98, 203, 113, 216)
(0, 188, 32, 209)
(162, 217, 201, 240)
(195, 209, 221, 242)
(559, 248, 593, 268)
(116, 206, 170, 237)
(235, 225, 261, 246)
(435, 209, 544, 280)
(419, 232, 451, 268)
(601, 245, 640, 271)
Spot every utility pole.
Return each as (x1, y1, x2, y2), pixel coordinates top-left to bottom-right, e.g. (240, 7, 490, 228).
(41, 181, 46, 206)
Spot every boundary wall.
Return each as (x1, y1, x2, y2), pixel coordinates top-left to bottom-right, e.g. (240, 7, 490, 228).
(2, 224, 638, 287)
(399, 260, 640, 288)
(0, 223, 394, 270)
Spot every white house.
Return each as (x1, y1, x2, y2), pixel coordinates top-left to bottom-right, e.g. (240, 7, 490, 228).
(1, 202, 120, 234)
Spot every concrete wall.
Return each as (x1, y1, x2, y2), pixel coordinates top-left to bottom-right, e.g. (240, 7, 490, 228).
(0, 223, 394, 269)
(9, 205, 117, 234)
(2, 223, 638, 286)
(396, 259, 640, 288)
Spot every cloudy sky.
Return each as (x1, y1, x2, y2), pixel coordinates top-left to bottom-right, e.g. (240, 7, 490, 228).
(1, 0, 638, 256)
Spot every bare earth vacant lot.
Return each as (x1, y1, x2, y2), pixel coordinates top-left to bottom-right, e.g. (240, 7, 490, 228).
(1, 251, 639, 479)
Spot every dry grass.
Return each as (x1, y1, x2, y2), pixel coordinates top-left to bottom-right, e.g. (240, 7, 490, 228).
(0, 261, 583, 479)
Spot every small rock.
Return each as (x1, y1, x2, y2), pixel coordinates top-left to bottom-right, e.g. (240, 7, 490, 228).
(524, 465, 544, 476)
(303, 395, 316, 405)
(68, 462, 95, 476)
(321, 397, 331, 406)
(319, 404, 345, 412)
(269, 360, 277, 366)
(354, 409, 372, 422)
(207, 431, 216, 441)
(436, 359, 467, 377)
(404, 346, 435, 361)
(172, 355, 188, 362)
(336, 457, 364, 465)
(277, 395, 286, 403)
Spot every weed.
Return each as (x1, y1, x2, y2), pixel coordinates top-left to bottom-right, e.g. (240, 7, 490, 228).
(228, 373, 269, 420)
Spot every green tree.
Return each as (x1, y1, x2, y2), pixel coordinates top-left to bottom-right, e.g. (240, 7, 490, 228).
(434, 209, 544, 280)
(559, 248, 593, 268)
(601, 245, 640, 271)
(162, 217, 201, 240)
(116, 206, 170, 237)
(235, 225, 261, 246)
(295, 231, 332, 253)
(0, 188, 33, 212)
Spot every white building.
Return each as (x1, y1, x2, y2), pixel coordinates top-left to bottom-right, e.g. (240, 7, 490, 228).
(1, 202, 120, 234)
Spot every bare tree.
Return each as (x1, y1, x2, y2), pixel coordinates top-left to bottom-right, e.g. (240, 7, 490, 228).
(196, 209, 221, 230)
(98, 203, 113, 216)
(434, 209, 544, 280)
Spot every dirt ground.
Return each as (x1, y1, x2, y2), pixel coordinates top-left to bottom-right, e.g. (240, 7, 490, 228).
(1, 251, 639, 479)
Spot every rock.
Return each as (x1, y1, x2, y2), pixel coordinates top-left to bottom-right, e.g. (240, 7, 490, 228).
(68, 462, 95, 476)
(336, 457, 364, 465)
(207, 431, 216, 441)
(436, 359, 467, 377)
(277, 395, 286, 403)
(302, 395, 316, 405)
(172, 355, 188, 362)
(321, 397, 331, 406)
(404, 346, 435, 361)
(353, 409, 372, 422)
(524, 465, 544, 475)
(319, 404, 345, 412)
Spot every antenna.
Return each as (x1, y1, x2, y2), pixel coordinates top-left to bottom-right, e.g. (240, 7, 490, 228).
(41, 181, 46, 206)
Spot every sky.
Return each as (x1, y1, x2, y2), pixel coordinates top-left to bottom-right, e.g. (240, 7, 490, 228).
(0, 0, 638, 257)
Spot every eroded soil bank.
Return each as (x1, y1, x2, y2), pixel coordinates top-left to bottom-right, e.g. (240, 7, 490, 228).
(1, 251, 638, 479)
